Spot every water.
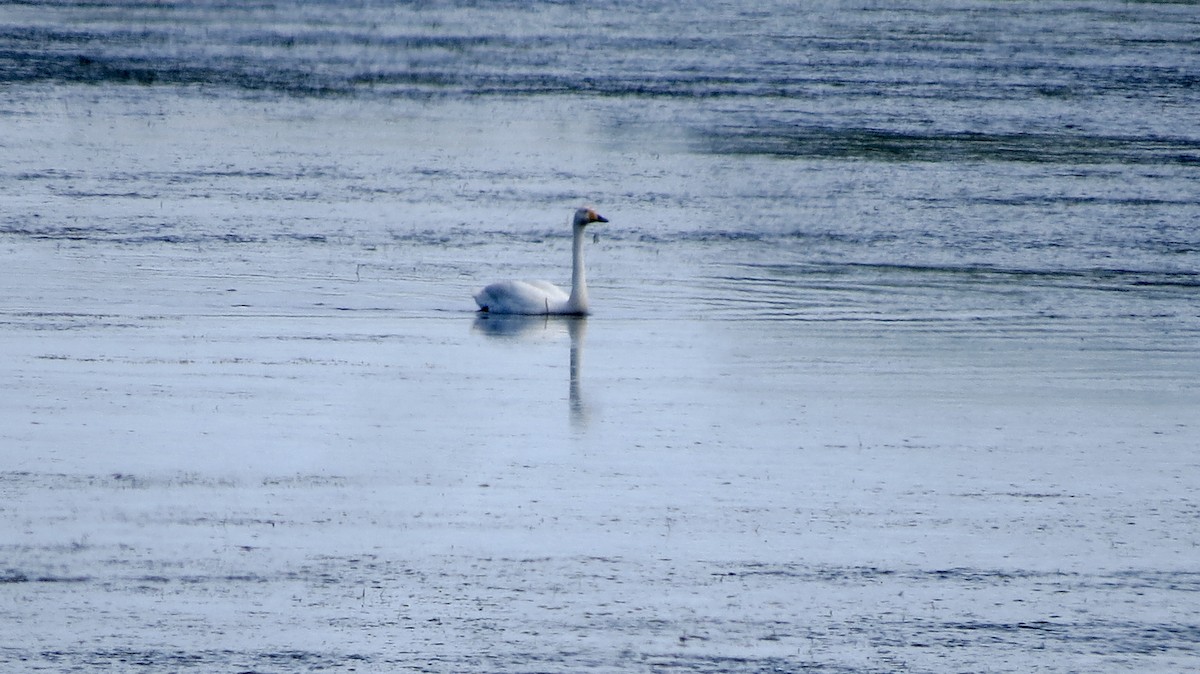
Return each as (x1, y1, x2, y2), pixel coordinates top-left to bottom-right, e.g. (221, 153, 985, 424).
(2, 2, 1199, 672)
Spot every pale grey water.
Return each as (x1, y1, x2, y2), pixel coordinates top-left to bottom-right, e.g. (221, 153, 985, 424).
(2, 2, 1200, 672)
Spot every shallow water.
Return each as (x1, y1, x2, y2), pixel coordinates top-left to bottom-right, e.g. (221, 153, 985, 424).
(3, 1, 1200, 672)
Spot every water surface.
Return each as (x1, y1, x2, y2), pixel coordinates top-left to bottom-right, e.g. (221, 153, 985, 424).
(2, 1, 1199, 671)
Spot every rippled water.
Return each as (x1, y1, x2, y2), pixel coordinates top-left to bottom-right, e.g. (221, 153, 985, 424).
(2, 1, 1199, 672)
(4, 0, 1199, 322)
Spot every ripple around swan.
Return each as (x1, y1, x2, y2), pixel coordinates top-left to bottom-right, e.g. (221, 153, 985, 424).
(673, 260, 1200, 337)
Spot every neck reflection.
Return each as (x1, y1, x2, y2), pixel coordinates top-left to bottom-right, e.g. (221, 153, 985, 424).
(472, 314, 590, 429)
(566, 317, 587, 427)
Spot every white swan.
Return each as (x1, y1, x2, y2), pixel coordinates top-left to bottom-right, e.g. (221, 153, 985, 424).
(474, 207, 608, 315)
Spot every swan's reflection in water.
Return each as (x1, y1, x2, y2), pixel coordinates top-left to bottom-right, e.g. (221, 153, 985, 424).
(471, 314, 589, 428)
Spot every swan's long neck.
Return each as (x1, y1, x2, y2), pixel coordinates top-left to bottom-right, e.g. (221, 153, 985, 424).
(566, 223, 588, 314)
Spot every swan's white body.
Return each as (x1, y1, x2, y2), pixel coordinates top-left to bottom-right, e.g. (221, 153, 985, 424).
(474, 208, 608, 315)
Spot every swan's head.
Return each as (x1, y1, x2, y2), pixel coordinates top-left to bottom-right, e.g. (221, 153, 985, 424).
(573, 207, 609, 228)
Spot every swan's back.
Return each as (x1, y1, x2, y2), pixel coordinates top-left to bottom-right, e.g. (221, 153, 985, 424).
(475, 280, 570, 315)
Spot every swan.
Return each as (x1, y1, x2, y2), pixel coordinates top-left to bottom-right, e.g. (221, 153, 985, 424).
(474, 207, 608, 315)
